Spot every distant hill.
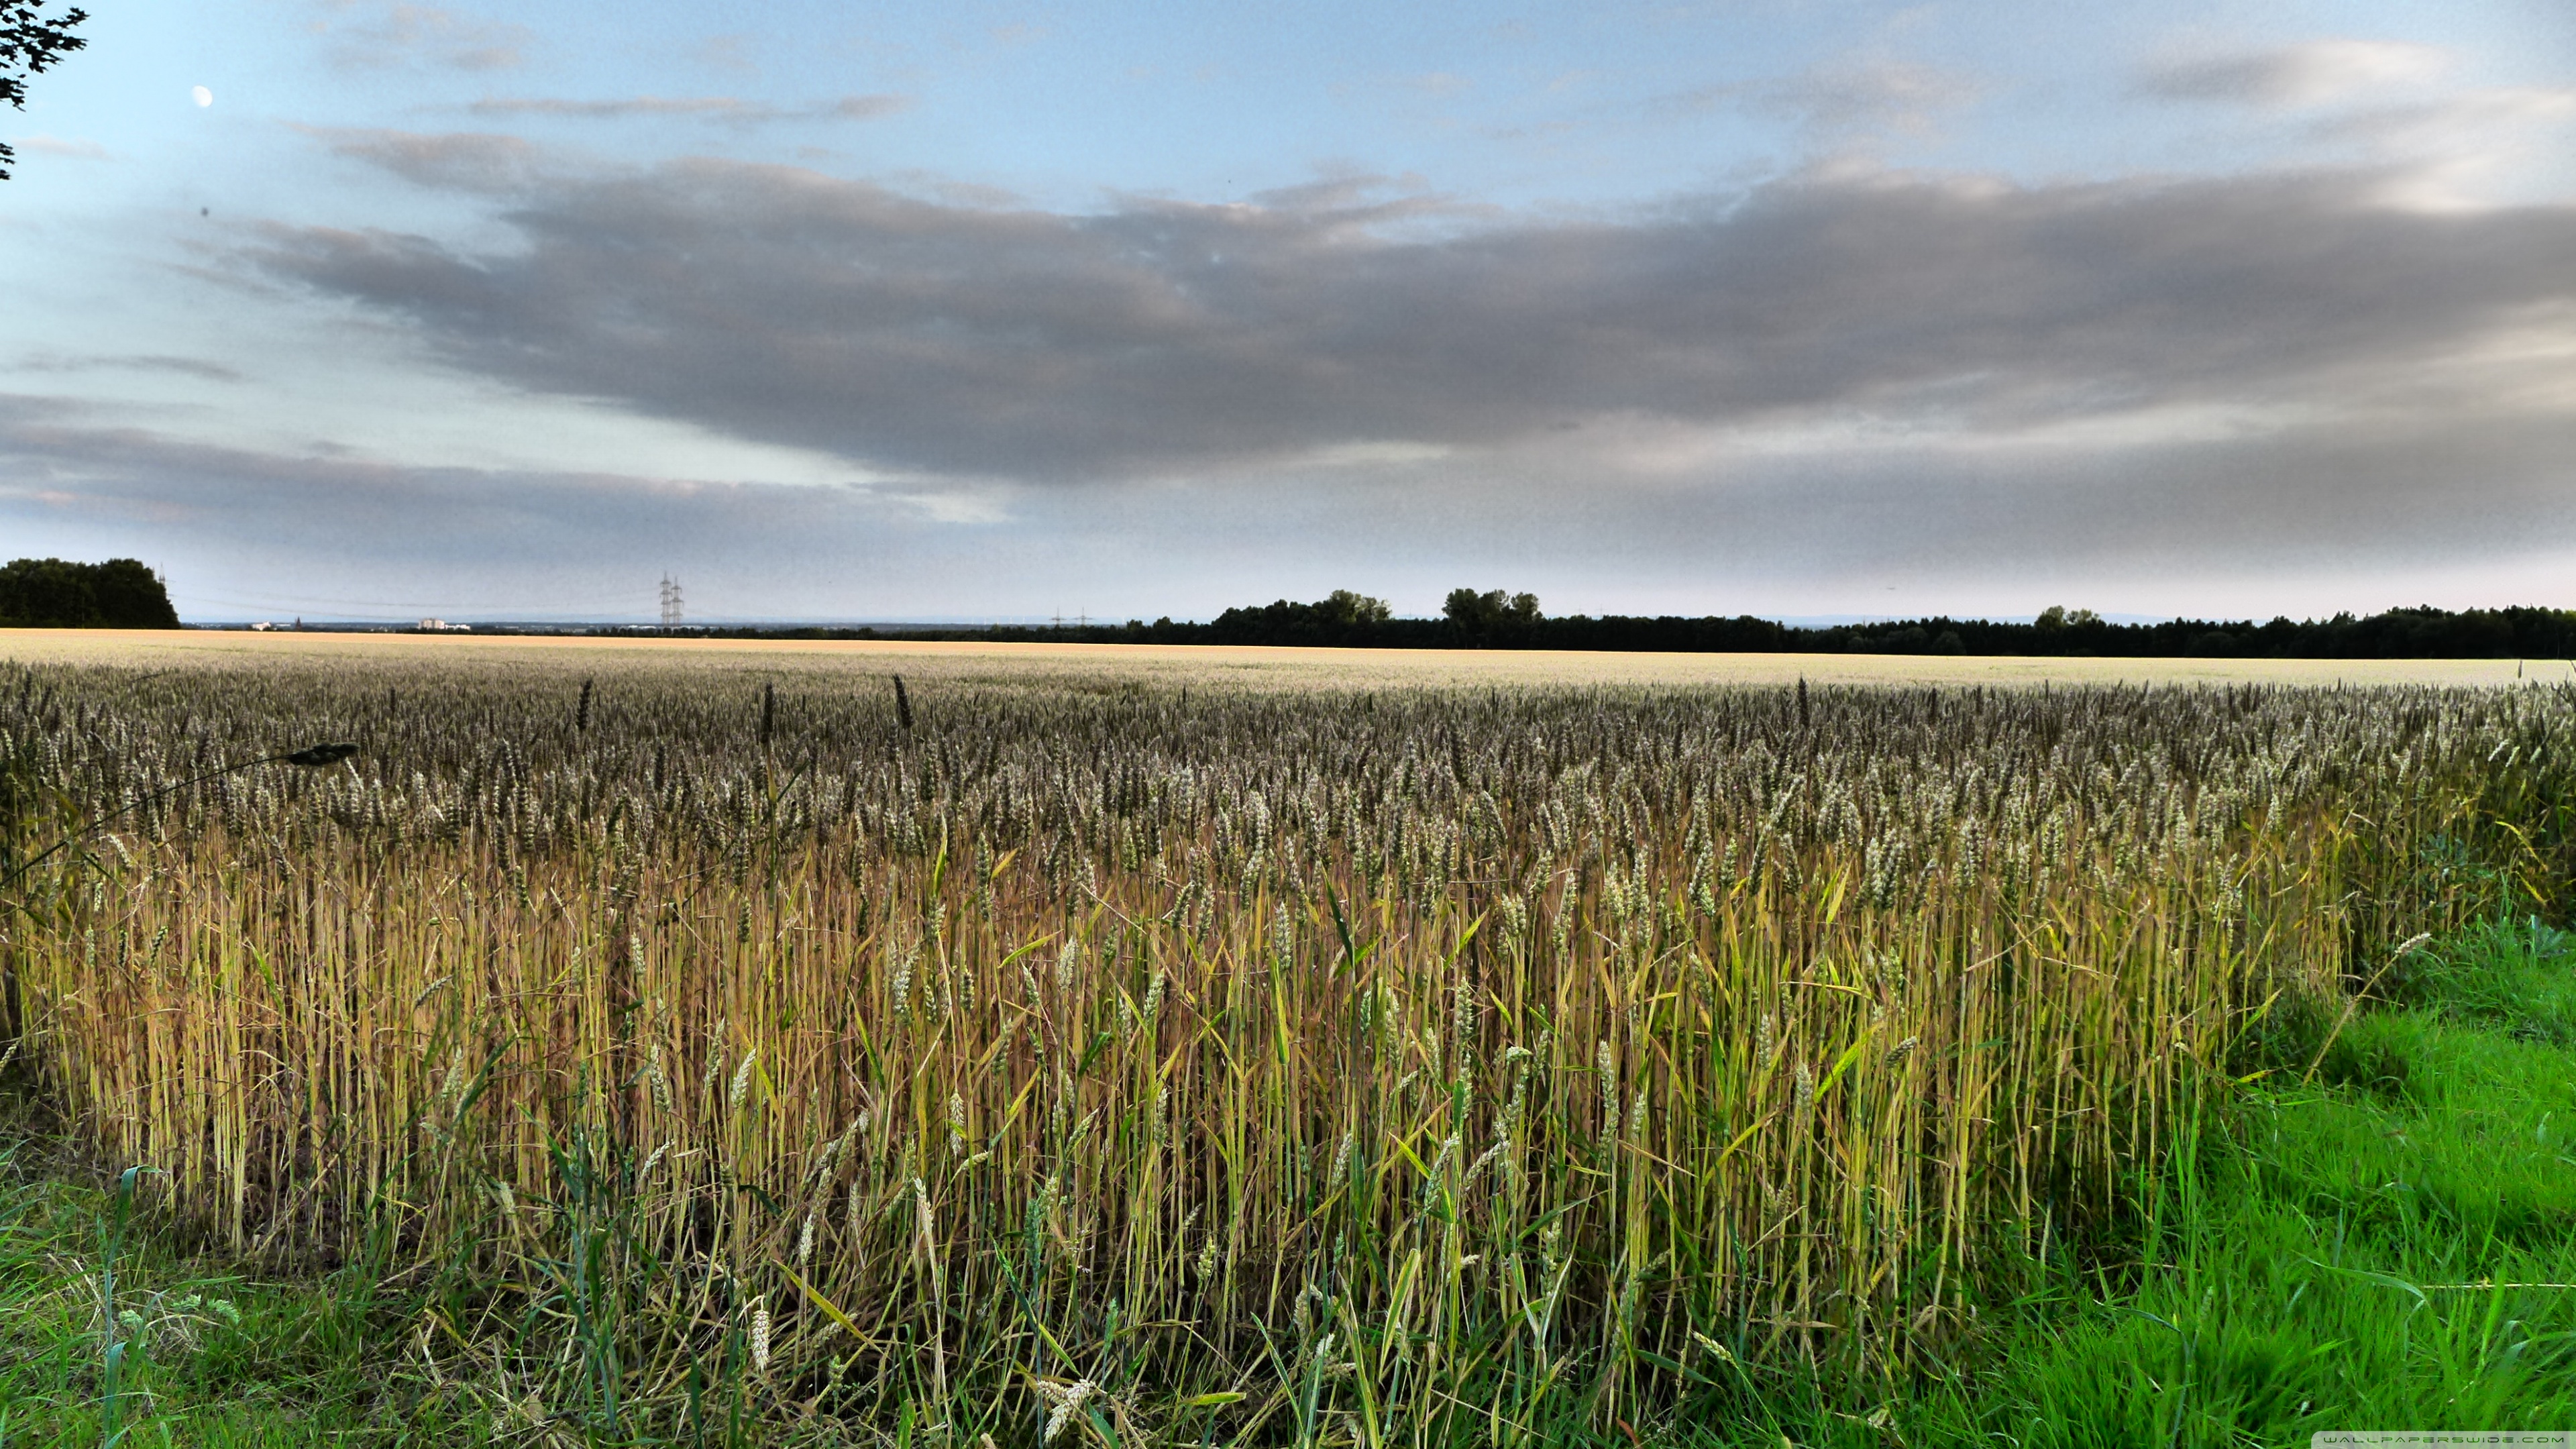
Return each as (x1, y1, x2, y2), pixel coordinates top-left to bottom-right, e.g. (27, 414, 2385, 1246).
(0, 558, 181, 629)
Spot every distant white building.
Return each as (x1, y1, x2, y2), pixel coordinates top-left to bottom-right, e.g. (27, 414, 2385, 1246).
(416, 619, 472, 633)
(250, 621, 275, 631)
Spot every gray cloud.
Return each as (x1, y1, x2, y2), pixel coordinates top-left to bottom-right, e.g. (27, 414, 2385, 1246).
(325, 4, 531, 72)
(307, 127, 548, 192)
(2140, 40, 2450, 108)
(15, 133, 110, 160)
(15, 353, 244, 382)
(7, 370, 2573, 623)
(244, 144, 2576, 492)
(1655, 59, 1983, 140)
(0, 400, 1003, 620)
(466, 93, 910, 123)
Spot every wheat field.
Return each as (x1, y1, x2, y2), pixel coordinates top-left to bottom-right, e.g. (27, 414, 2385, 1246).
(0, 648, 2563, 1443)
(0, 626, 2545, 688)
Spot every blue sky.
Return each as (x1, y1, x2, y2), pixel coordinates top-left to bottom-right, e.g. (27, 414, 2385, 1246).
(3, 1, 2573, 624)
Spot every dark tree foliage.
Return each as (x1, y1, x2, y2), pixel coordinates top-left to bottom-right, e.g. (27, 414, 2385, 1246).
(0, 558, 182, 629)
(1201, 590, 1403, 647)
(920, 602, 2576, 659)
(1784, 606, 2576, 661)
(1442, 588, 1543, 647)
(0, 3, 89, 180)
(649, 593, 2576, 661)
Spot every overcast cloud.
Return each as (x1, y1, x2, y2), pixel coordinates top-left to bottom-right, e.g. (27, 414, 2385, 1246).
(2141, 40, 2454, 108)
(248, 141, 2576, 485)
(464, 94, 910, 123)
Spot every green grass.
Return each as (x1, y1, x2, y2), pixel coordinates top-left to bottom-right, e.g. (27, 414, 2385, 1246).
(0, 1120, 502, 1448)
(7, 920, 2575, 1446)
(2386, 916, 2576, 1048)
(1889, 918, 2576, 1448)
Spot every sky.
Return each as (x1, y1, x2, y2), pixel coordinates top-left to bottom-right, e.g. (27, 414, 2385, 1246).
(2, 1, 2573, 625)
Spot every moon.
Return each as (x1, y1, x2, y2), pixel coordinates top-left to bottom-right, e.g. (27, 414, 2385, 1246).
(191, 86, 213, 107)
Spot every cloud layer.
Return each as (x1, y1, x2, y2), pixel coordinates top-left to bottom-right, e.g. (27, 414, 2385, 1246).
(247, 138, 2576, 494)
(2142, 40, 2451, 108)
(464, 94, 910, 123)
(8, 364, 2572, 621)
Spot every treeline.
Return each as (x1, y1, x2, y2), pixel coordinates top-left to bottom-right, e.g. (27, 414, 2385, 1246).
(0, 558, 180, 629)
(1178, 598, 2576, 657)
(669, 590, 2576, 659)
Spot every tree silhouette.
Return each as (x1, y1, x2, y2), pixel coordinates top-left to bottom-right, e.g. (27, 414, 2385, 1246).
(0, 557, 180, 628)
(1, 3, 87, 180)
(1442, 588, 1542, 645)
(1320, 590, 1392, 627)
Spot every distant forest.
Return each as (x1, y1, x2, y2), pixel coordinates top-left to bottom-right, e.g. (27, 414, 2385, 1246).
(0, 557, 180, 629)
(696, 588, 2576, 659)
